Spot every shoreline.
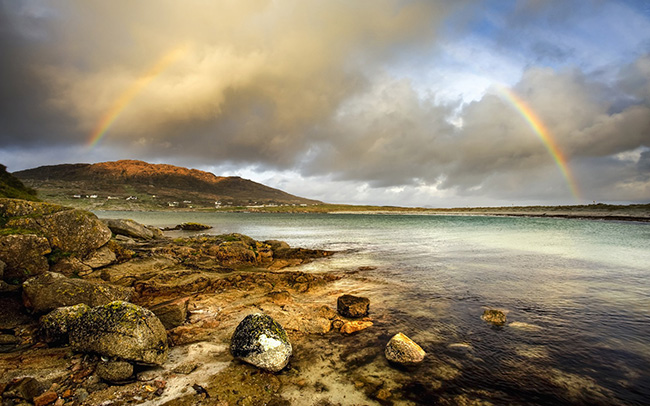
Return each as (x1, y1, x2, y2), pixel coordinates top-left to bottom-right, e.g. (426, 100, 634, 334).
(328, 210, 650, 222)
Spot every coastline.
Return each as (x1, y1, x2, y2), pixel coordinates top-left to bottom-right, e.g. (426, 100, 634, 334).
(328, 210, 650, 222)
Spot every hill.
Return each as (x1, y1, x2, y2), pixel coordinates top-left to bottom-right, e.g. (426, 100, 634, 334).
(0, 164, 40, 201)
(15, 160, 320, 210)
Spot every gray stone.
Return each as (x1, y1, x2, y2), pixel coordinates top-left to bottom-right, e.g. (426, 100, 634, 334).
(103, 219, 154, 240)
(82, 245, 117, 269)
(96, 360, 134, 383)
(22, 272, 133, 313)
(70, 301, 168, 365)
(0, 234, 51, 282)
(230, 313, 292, 372)
(337, 294, 370, 318)
(385, 332, 426, 365)
(2, 377, 45, 401)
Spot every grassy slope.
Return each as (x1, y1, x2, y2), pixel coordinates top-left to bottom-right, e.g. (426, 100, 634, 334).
(0, 165, 40, 201)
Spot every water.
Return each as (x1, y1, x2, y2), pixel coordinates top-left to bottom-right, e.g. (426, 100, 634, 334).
(97, 211, 650, 405)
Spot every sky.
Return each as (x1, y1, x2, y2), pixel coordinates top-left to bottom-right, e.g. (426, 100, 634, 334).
(1, 0, 649, 207)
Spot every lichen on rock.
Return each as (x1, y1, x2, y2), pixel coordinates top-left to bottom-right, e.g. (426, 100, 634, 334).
(230, 313, 292, 372)
(385, 332, 426, 365)
(69, 300, 168, 365)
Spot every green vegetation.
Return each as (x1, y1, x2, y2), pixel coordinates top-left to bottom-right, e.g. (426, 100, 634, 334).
(0, 164, 40, 201)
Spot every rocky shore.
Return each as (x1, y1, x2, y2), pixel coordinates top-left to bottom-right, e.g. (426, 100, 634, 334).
(1, 198, 421, 405)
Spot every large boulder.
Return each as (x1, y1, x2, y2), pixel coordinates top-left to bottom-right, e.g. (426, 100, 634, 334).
(103, 218, 154, 240)
(0, 198, 111, 259)
(39, 303, 91, 343)
(22, 272, 133, 313)
(70, 301, 168, 365)
(0, 234, 51, 282)
(230, 313, 292, 372)
(337, 294, 370, 318)
(385, 332, 426, 365)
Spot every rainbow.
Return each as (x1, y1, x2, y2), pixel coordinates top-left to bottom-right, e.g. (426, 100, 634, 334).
(87, 47, 186, 148)
(495, 85, 581, 201)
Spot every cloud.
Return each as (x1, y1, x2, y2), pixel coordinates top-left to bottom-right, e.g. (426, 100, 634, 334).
(0, 1, 648, 205)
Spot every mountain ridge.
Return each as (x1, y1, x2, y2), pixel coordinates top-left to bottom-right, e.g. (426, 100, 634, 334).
(15, 160, 320, 209)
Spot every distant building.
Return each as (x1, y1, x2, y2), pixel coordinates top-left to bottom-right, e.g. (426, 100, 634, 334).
(168, 201, 179, 207)
(89, 195, 98, 199)
(126, 196, 138, 201)
(73, 194, 81, 199)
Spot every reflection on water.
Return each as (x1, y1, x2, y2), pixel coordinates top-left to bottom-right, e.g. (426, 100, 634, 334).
(96, 211, 650, 405)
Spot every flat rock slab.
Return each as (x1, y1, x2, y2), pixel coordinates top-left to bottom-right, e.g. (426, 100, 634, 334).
(23, 272, 133, 313)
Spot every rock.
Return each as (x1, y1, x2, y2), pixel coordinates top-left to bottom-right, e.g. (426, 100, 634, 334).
(102, 218, 154, 240)
(2, 377, 46, 401)
(81, 245, 116, 269)
(145, 225, 165, 239)
(178, 222, 212, 231)
(230, 313, 292, 372)
(265, 290, 293, 305)
(172, 362, 200, 374)
(96, 360, 134, 383)
(33, 390, 58, 406)
(482, 309, 507, 326)
(0, 234, 51, 282)
(149, 297, 189, 329)
(49, 257, 93, 278)
(6, 207, 112, 258)
(317, 305, 338, 320)
(337, 294, 370, 318)
(0, 259, 5, 278)
(385, 332, 426, 365)
(0, 333, 21, 352)
(340, 320, 373, 334)
(304, 317, 332, 334)
(22, 272, 133, 313)
(264, 240, 290, 252)
(70, 301, 168, 365)
(39, 304, 91, 344)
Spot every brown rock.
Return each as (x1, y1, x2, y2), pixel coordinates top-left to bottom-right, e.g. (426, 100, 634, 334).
(340, 320, 373, 334)
(337, 294, 370, 318)
(0, 234, 51, 282)
(23, 272, 133, 313)
(265, 290, 293, 305)
(385, 332, 426, 365)
(149, 297, 189, 329)
(33, 390, 58, 406)
(102, 218, 154, 240)
(50, 257, 93, 277)
(317, 305, 338, 320)
(482, 309, 507, 326)
(96, 360, 134, 383)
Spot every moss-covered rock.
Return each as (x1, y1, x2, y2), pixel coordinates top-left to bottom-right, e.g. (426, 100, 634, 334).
(22, 271, 133, 313)
(0, 198, 111, 258)
(70, 300, 168, 365)
(39, 303, 91, 344)
(0, 234, 51, 282)
(96, 360, 134, 383)
(230, 313, 292, 372)
(482, 308, 507, 326)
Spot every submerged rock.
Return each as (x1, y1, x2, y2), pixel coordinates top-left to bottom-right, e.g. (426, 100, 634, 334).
(230, 313, 292, 372)
(22, 271, 133, 313)
(340, 320, 373, 334)
(39, 303, 91, 344)
(337, 294, 370, 318)
(482, 309, 507, 326)
(70, 301, 168, 365)
(385, 332, 426, 365)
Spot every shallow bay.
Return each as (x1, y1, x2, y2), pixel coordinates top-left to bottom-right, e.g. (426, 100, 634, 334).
(97, 211, 650, 405)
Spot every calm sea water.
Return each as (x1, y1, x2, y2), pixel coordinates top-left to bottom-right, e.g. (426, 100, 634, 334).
(97, 211, 650, 405)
